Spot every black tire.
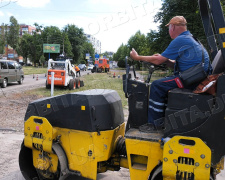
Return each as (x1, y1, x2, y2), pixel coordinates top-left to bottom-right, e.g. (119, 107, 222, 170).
(75, 79, 80, 89)
(80, 80, 84, 87)
(1, 78, 7, 88)
(149, 165, 162, 180)
(46, 80, 50, 89)
(98, 68, 102, 73)
(19, 142, 39, 180)
(19, 141, 60, 180)
(69, 79, 75, 90)
(18, 76, 23, 84)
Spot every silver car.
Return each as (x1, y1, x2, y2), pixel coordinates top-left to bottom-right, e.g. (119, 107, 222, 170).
(78, 64, 87, 71)
(0, 60, 24, 88)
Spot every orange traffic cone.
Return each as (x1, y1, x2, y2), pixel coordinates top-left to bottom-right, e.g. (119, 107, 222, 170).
(36, 75, 38, 81)
(113, 72, 116, 78)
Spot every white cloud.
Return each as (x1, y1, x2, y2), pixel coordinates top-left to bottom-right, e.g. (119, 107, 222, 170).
(6, 12, 13, 16)
(16, 0, 50, 8)
(88, 0, 131, 6)
(33, 0, 161, 52)
(0, 11, 4, 16)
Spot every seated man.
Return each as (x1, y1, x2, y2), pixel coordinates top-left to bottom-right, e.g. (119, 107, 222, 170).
(130, 16, 212, 131)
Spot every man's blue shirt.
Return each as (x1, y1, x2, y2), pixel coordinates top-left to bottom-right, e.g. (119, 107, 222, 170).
(161, 31, 211, 73)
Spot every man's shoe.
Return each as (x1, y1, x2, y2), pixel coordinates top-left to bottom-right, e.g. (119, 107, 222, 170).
(139, 123, 157, 133)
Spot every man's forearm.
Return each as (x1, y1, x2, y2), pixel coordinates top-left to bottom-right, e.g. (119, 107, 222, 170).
(138, 55, 162, 65)
(138, 55, 168, 65)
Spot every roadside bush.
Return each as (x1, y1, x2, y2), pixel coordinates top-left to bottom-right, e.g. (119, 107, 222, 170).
(80, 60, 86, 64)
(117, 60, 125, 68)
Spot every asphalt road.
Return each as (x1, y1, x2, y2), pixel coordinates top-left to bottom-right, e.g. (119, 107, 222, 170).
(0, 69, 92, 97)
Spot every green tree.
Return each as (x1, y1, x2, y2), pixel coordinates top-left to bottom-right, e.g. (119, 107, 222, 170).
(62, 33, 73, 57)
(29, 32, 43, 66)
(63, 24, 86, 63)
(0, 24, 7, 54)
(127, 30, 149, 56)
(152, 0, 206, 53)
(83, 41, 94, 62)
(145, 30, 160, 55)
(41, 26, 73, 59)
(39, 54, 45, 67)
(7, 16, 20, 59)
(41, 26, 63, 60)
(17, 33, 32, 64)
(113, 44, 129, 68)
(127, 31, 149, 69)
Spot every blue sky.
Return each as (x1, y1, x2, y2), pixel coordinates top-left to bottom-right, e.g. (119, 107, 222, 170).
(0, 0, 162, 53)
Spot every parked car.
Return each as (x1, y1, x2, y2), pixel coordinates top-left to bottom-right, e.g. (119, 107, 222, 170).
(78, 64, 86, 71)
(0, 59, 24, 88)
(88, 64, 94, 70)
(19, 62, 25, 66)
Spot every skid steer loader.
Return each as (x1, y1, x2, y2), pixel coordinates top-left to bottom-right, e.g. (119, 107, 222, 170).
(46, 55, 83, 90)
(19, 0, 225, 179)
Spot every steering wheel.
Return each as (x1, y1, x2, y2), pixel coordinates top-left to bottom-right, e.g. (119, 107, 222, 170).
(124, 57, 155, 98)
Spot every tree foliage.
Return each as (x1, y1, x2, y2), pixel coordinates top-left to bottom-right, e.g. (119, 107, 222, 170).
(2, 16, 94, 65)
(7, 16, 20, 59)
(152, 0, 206, 52)
(63, 24, 86, 63)
(127, 31, 149, 56)
(113, 0, 211, 64)
(82, 41, 95, 63)
(0, 24, 7, 54)
(113, 44, 129, 68)
(17, 33, 32, 64)
(29, 32, 43, 66)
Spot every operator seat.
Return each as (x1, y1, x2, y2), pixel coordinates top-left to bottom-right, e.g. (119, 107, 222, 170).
(211, 50, 225, 74)
(164, 49, 225, 136)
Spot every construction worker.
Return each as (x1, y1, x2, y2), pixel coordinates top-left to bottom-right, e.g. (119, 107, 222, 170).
(130, 16, 212, 132)
(75, 65, 81, 77)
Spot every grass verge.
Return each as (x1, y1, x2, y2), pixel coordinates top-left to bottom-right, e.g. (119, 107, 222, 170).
(23, 66, 47, 75)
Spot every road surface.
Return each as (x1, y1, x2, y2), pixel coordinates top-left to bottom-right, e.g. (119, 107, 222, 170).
(0, 69, 91, 97)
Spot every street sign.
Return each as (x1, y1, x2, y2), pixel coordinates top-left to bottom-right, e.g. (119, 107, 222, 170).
(86, 53, 90, 59)
(95, 54, 99, 58)
(43, 44, 60, 53)
(8, 54, 14, 58)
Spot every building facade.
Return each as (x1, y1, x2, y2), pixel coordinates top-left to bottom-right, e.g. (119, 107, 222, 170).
(19, 24, 36, 36)
(84, 34, 101, 54)
(0, 24, 36, 61)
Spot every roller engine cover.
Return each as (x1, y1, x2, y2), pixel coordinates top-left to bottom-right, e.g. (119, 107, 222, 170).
(24, 89, 124, 132)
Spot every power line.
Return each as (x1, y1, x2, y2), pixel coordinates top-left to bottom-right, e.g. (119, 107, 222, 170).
(1, 7, 117, 14)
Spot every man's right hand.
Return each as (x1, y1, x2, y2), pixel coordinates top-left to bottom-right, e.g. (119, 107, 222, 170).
(130, 48, 139, 61)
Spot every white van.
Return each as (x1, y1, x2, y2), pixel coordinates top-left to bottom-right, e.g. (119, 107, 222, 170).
(0, 60, 24, 88)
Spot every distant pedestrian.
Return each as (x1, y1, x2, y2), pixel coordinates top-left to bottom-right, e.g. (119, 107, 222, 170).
(75, 65, 80, 77)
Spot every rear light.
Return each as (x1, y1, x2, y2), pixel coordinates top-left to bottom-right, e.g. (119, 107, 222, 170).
(61, 72, 64, 76)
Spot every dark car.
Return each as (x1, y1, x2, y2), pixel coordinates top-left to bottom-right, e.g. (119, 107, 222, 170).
(78, 64, 86, 71)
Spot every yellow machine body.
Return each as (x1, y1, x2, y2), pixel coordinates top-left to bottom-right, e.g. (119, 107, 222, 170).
(24, 116, 125, 180)
(162, 136, 211, 180)
(124, 128, 163, 180)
